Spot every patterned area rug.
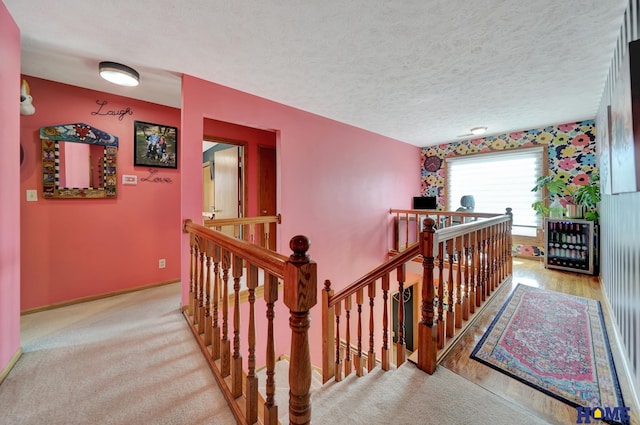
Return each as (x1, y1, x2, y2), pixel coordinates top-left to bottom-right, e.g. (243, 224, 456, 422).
(471, 284, 624, 412)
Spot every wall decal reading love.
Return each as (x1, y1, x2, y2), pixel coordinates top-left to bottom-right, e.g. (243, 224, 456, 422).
(140, 168, 173, 183)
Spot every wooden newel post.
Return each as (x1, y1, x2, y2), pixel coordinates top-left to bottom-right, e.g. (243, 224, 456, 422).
(284, 235, 317, 425)
(418, 217, 438, 374)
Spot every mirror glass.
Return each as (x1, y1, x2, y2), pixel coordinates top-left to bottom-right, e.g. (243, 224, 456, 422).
(41, 123, 118, 199)
(58, 142, 106, 188)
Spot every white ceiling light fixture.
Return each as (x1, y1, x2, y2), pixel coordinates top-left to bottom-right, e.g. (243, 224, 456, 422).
(99, 61, 140, 87)
(470, 126, 488, 136)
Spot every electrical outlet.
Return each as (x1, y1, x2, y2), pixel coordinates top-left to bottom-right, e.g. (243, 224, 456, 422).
(159, 259, 166, 269)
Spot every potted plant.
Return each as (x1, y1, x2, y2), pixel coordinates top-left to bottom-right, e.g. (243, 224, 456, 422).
(531, 172, 601, 221)
(573, 172, 601, 222)
(531, 174, 571, 218)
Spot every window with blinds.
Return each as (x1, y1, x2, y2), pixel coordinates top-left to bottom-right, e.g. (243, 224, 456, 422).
(445, 147, 544, 236)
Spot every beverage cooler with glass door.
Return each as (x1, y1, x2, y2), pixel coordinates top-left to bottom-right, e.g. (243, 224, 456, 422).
(544, 218, 598, 275)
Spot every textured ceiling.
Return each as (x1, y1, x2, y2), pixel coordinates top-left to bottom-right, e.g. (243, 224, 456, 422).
(4, 0, 627, 146)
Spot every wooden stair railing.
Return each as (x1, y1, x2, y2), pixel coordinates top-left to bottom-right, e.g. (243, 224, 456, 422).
(322, 209, 513, 383)
(389, 208, 503, 252)
(204, 214, 281, 250)
(322, 244, 421, 383)
(184, 219, 316, 425)
(417, 209, 512, 373)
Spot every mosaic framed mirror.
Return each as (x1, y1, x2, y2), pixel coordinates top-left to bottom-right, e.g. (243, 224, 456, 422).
(40, 123, 118, 199)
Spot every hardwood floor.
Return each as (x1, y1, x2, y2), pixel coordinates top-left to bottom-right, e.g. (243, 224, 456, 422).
(440, 257, 639, 425)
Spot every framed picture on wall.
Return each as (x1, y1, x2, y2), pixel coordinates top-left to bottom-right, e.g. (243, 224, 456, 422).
(609, 40, 640, 193)
(133, 120, 178, 169)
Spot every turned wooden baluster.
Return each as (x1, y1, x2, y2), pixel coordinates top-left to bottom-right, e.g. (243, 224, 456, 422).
(264, 222, 272, 250)
(469, 231, 477, 313)
(404, 212, 410, 250)
(211, 245, 221, 360)
(504, 212, 511, 276)
(355, 287, 364, 377)
(506, 208, 513, 276)
(496, 225, 502, 287)
(381, 274, 390, 371)
(193, 242, 201, 326)
(414, 212, 420, 246)
(231, 254, 243, 398)
(264, 273, 279, 425)
(343, 296, 352, 376)
(367, 281, 376, 372)
(284, 235, 317, 425)
(204, 243, 213, 345)
(192, 242, 199, 324)
(322, 280, 335, 384)
(493, 223, 502, 284)
(455, 236, 463, 329)
(445, 239, 455, 338)
(477, 228, 486, 303)
(189, 238, 195, 316)
(500, 221, 506, 279)
(484, 227, 491, 297)
(333, 302, 342, 382)
(490, 225, 498, 286)
(474, 229, 483, 307)
(418, 217, 437, 374)
(483, 227, 491, 299)
(245, 264, 258, 424)
(221, 249, 231, 377)
(495, 225, 501, 287)
(462, 233, 471, 321)
(396, 264, 406, 366)
(393, 213, 400, 252)
(505, 211, 512, 275)
(198, 243, 206, 333)
(437, 241, 445, 349)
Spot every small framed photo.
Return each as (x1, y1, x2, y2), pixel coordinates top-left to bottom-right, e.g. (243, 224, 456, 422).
(133, 120, 178, 169)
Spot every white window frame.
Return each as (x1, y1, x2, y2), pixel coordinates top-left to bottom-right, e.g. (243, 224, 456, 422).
(445, 146, 545, 237)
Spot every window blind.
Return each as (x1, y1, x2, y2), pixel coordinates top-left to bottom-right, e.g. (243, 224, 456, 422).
(446, 147, 544, 235)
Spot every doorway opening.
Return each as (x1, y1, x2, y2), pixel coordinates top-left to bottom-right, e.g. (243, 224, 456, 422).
(202, 118, 278, 249)
(202, 138, 244, 223)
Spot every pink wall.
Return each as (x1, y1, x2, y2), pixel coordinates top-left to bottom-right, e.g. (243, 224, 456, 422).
(20, 77, 181, 310)
(19, 77, 281, 311)
(181, 75, 420, 366)
(0, 0, 21, 372)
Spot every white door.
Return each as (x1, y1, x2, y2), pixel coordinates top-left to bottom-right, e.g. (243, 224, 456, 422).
(213, 146, 240, 222)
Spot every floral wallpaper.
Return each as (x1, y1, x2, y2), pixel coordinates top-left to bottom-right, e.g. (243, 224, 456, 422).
(420, 120, 598, 257)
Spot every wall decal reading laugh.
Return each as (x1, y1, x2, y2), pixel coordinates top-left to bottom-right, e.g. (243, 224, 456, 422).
(91, 100, 133, 120)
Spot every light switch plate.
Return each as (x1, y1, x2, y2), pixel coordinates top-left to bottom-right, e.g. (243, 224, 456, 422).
(26, 190, 38, 202)
(122, 175, 138, 185)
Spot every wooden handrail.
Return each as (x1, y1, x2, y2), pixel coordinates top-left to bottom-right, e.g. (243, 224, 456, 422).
(431, 213, 512, 250)
(184, 219, 287, 278)
(203, 214, 281, 227)
(328, 242, 420, 308)
(389, 208, 501, 219)
(389, 208, 508, 252)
